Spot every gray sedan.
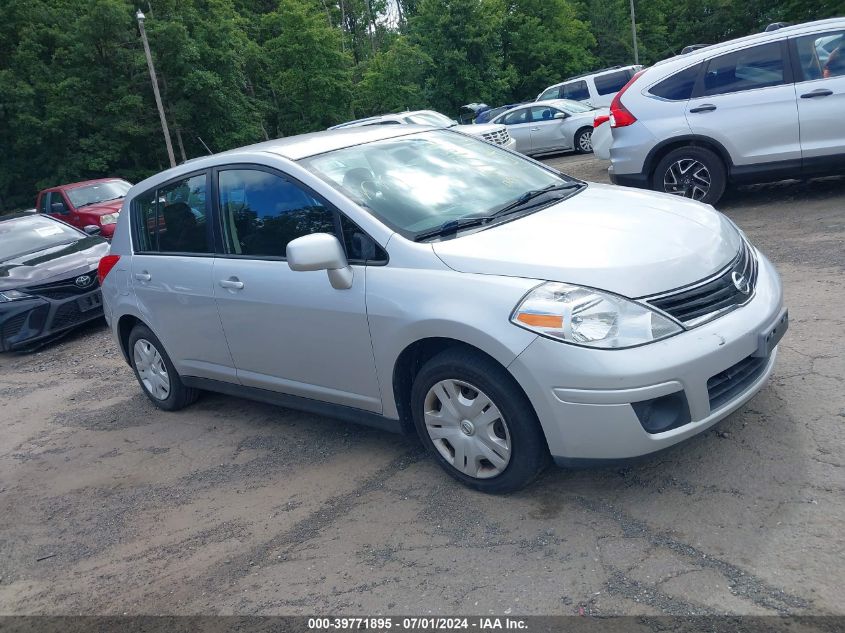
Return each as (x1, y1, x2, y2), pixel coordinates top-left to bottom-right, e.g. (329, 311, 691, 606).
(490, 99, 604, 156)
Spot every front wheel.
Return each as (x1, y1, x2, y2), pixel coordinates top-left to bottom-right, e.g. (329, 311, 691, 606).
(574, 127, 593, 154)
(410, 348, 549, 493)
(652, 146, 727, 204)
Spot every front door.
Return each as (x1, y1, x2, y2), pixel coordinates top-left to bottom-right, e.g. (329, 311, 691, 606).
(130, 171, 236, 383)
(685, 41, 801, 169)
(791, 29, 845, 170)
(211, 166, 382, 413)
(528, 105, 570, 154)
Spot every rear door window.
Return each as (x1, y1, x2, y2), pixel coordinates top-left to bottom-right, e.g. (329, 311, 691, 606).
(131, 173, 212, 254)
(702, 42, 787, 96)
(594, 70, 632, 95)
(650, 64, 702, 100)
(562, 80, 590, 101)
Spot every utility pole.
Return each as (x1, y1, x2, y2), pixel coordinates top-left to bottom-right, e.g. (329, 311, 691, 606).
(629, 0, 639, 65)
(136, 9, 176, 168)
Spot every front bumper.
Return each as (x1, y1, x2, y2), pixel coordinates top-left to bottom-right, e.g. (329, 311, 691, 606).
(0, 284, 104, 352)
(508, 251, 785, 462)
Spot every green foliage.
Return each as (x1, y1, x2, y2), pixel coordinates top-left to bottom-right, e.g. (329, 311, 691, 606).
(0, 0, 840, 209)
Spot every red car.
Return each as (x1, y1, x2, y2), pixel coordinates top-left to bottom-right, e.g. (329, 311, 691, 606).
(35, 178, 132, 239)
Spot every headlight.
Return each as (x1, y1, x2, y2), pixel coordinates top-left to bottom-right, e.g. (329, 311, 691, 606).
(511, 282, 683, 349)
(99, 213, 118, 225)
(0, 289, 34, 302)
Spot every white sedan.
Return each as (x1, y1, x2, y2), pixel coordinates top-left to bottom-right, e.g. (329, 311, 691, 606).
(489, 99, 607, 157)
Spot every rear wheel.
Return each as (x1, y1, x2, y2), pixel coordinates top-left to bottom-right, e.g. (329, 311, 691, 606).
(652, 146, 727, 204)
(128, 324, 199, 411)
(574, 127, 593, 154)
(410, 348, 549, 493)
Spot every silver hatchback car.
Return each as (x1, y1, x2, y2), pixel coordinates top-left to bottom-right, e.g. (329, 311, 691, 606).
(100, 126, 787, 493)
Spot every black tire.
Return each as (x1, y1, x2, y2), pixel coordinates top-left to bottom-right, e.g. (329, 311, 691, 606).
(574, 127, 593, 154)
(127, 324, 199, 411)
(652, 145, 727, 205)
(410, 347, 550, 493)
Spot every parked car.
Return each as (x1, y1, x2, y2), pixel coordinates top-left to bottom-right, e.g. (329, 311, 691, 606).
(489, 99, 605, 155)
(591, 111, 612, 160)
(101, 126, 787, 493)
(35, 178, 132, 239)
(536, 65, 642, 107)
(475, 102, 531, 124)
(608, 18, 845, 204)
(0, 214, 108, 351)
(329, 110, 517, 151)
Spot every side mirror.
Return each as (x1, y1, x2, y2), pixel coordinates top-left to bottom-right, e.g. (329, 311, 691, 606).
(51, 202, 67, 214)
(554, 111, 568, 119)
(83, 225, 102, 236)
(286, 233, 353, 290)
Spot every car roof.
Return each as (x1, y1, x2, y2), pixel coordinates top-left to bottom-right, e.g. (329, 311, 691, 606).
(50, 178, 126, 191)
(654, 17, 845, 68)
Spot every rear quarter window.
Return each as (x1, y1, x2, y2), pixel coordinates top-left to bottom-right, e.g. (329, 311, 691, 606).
(649, 64, 702, 101)
(594, 70, 632, 96)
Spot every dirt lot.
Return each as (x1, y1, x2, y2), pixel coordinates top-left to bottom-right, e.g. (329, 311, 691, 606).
(1, 155, 843, 617)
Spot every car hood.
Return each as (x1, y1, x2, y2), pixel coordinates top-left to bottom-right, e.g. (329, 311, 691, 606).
(0, 237, 109, 290)
(431, 183, 742, 298)
(458, 123, 506, 135)
(73, 199, 123, 216)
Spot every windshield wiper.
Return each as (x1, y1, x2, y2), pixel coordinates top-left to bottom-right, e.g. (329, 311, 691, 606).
(414, 216, 489, 242)
(488, 182, 584, 219)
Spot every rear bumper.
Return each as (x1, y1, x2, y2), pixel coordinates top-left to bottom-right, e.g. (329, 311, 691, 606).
(508, 252, 785, 461)
(0, 289, 104, 352)
(608, 167, 649, 188)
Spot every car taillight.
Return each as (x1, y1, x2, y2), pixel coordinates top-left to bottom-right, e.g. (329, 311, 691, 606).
(593, 114, 610, 128)
(98, 254, 121, 284)
(609, 70, 645, 128)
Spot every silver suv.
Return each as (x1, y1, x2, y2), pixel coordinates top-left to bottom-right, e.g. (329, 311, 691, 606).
(100, 126, 787, 492)
(536, 65, 642, 107)
(608, 18, 845, 204)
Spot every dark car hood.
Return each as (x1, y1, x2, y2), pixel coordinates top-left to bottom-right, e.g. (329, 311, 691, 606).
(74, 199, 123, 216)
(0, 237, 109, 290)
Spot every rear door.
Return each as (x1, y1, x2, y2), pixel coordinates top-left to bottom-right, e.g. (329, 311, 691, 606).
(561, 80, 591, 104)
(790, 29, 845, 171)
(592, 69, 635, 107)
(496, 107, 533, 153)
(130, 171, 236, 383)
(685, 41, 800, 171)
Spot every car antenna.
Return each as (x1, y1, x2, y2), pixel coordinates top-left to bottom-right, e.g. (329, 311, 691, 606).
(197, 136, 213, 155)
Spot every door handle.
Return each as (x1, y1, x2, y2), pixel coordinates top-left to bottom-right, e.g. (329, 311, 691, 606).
(689, 104, 717, 113)
(801, 88, 833, 99)
(134, 272, 151, 282)
(219, 278, 244, 290)
(530, 127, 540, 131)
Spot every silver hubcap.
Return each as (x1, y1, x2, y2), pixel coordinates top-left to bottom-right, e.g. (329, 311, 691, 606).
(579, 131, 593, 152)
(423, 379, 511, 479)
(663, 158, 711, 200)
(133, 339, 171, 400)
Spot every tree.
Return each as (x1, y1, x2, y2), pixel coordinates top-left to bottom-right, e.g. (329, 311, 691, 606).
(354, 36, 432, 115)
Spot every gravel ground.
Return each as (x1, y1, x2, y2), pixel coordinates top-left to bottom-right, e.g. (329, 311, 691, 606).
(0, 155, 843, 616)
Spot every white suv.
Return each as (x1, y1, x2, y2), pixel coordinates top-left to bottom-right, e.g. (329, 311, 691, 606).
(536, 65, 642, 107)
(608, 18, 845, 204)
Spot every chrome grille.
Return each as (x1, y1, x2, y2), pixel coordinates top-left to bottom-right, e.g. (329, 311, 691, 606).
(481, 128, 511, 146)
(643, 239, 757, 327)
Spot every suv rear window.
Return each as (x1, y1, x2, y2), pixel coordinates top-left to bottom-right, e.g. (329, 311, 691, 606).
(702, 43, 786, 96)
(650, 64, 701, 100)
(562, 80, 590, 101)
(594, 70, 632, 95)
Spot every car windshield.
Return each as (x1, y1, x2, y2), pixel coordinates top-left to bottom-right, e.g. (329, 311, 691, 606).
(0, 215, 82, 262)
(66, 180, 132, 208)
(403, 112, 457, 127)
(300, 129, 572, 236)
(557, 100, 595, 114)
